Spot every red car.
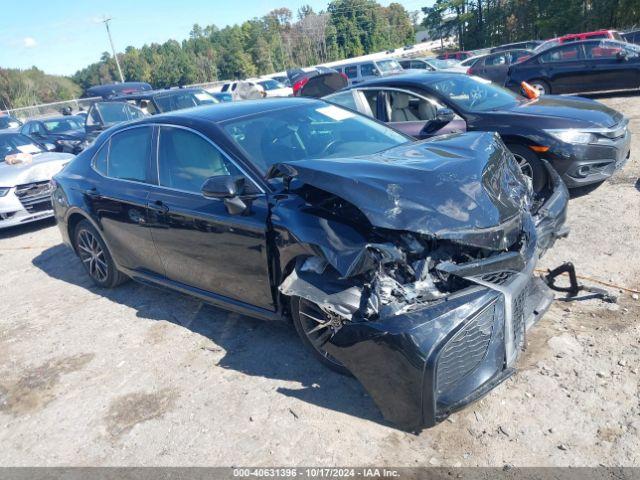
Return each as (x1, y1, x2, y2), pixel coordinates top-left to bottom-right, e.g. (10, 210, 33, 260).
(537, 29, 623, 52)
(436, 51, 473, 60)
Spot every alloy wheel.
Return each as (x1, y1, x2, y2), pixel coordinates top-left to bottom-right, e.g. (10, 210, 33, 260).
(513, 152, 534, 179)
(76, 229, 109, 283)
(297, 298, 345, 369)
(530, 82, 547, 95)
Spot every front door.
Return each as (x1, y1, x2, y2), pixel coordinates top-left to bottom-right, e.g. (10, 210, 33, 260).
(147, 125, 273, 310)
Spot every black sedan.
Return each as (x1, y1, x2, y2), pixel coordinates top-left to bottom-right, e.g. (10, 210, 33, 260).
(505, 39, 640, 95)
(324, 72, 630, 190)
(20, 116, 87, 154)
(52, 98, 568, 431)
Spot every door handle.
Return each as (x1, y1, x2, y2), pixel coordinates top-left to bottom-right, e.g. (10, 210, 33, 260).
(149, 200, 169, 214)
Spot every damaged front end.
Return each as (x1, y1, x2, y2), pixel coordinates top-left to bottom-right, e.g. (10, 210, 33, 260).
(272, 132, 568, 430)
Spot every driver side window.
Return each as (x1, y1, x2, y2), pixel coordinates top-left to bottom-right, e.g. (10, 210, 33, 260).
(158, 126, 244, 194)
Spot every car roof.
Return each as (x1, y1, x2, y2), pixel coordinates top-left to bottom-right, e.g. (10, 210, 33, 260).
(349, 71, 469, 89)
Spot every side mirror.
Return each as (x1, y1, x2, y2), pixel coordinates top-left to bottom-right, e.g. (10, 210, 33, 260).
(201, 175, 245, 199)
(421, 108, 455, 135)
(617, 50, 628, 61)
(44, 142, 57, 152)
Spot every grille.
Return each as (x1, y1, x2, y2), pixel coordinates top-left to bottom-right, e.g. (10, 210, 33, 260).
(14, 181, 53, 213)
(481, 271, 514, 285)
(512, 288, 526, 349)
(437, 303, 496, 394)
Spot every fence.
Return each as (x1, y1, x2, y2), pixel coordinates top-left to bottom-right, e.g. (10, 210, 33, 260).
(1, 97, 102, 122)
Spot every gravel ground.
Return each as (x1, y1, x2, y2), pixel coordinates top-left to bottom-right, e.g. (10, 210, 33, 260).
(0, 92, 639, 467)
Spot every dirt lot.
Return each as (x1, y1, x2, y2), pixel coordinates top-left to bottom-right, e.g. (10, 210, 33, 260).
(1, 93, 639, 468)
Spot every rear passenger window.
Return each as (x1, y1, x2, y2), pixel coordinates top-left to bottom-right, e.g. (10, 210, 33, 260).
(93, 142, 108, 175)
(107, 127, 152, 183)
(344, 66, 358, 79)
(158, 127, 243, 193)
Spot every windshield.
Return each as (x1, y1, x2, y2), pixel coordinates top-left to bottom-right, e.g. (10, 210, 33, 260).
(154, 90, 219, 113)
(43, 117, 83, 133)
(428, 75, 522, 112)
(429, 58, 460, 69)
(222, 103, 409, 175)
(259, 80, 286, 91)
(377, 59, 402, 72)
(0, 133, 43, 162)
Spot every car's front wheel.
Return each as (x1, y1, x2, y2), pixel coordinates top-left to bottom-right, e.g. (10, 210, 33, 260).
(74, 220, 128, 288)
(291, 296, 350, 375)
(507, 143, 548, 193)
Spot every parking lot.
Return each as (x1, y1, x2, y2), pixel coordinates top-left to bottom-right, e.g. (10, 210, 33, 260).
(0, 91, 638, 467)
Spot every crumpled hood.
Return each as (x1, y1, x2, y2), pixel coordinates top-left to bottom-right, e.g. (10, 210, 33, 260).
(502, 95, 623, 128)
(0, 152, 74, 186)
(275, 131, 532, 251)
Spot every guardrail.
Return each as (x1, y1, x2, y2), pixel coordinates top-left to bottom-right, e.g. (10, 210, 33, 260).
(1, 97, 102, 121)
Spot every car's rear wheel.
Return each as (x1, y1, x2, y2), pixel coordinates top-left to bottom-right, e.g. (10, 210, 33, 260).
(74, 220, 128, 288)
(291, 296, 350, 375)
(507, 144, 548, 193)
(529, 79, 551, 95)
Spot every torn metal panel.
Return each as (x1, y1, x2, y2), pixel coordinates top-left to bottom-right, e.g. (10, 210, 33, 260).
(270, 131, 532, 251)
(279, 259, 363, 319)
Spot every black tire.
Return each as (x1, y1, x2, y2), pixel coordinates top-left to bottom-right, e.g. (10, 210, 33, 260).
(290, 296, 351, 375)
(506, 143, 548, 193)
(73, 220, 128, 288)
(528, 79, 551, 95)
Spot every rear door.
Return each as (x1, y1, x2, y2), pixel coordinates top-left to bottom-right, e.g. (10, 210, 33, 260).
(147, 125, 273, 310)
(89, 126, 165, 274)
(582, 40, 640, 90)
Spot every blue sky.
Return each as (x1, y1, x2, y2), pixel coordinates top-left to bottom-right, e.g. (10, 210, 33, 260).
(0, 0, 428, 76)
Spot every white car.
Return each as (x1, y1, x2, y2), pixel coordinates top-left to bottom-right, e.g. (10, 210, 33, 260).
(0, 132, 73, 229)
(220, 81, 266, 101)
(257, 79, 293, 97)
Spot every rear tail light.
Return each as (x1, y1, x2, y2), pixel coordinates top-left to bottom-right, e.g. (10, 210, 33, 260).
(292, 77, 309, 96)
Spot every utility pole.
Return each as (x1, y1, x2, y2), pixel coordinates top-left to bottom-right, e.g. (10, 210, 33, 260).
(102, 16, 125, 83)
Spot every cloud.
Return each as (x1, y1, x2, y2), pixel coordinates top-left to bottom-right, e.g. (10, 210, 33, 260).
(23, 37, 37, 48)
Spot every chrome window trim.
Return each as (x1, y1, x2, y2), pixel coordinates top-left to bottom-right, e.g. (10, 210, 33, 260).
(153, 123, 265, 195)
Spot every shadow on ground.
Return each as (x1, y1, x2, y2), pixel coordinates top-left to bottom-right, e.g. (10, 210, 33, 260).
(32, 244, 387, 427)
(0, 218, 56, 240)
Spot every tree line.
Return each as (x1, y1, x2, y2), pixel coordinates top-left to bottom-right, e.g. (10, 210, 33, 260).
(423, 0, 640, 50)
(0, 67, 81, 111)
(72, 1, 416, 91)
(3, 0, 640, 109)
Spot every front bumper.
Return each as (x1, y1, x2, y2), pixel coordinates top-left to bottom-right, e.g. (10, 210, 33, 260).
(325, 185, 566, 431)
(326, 272, 553, 431)
(544, 129, 631, 188)
(0, 185, 54, 229)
